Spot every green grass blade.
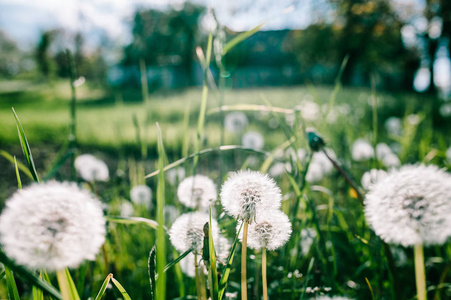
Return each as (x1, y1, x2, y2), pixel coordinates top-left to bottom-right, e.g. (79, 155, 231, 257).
(94, 274, 112, 300)
(163, 248, 192, 273)
(5, 266, 20, 300)
(300, 258, 315, 300)
(106, 216, 164, 231)
(14, 156, 22, 189)
(156, 123, 167, 300)
(218, 222, 243, 299)
(44, 150, 74, 181)
(0, 150, 33, 180)
(56, 269, 80, 300)
(12, 107, 40, 182)
(222, 23, 265, 55)
(194, 31, 213, 169)
(145, 145, 272, 179)
(0, 249, 62, 300)
(148, 246, 156, 300)
(111, 277, 132, 300)
(208, 209, 219, 300)
(32, 284, 44, 300)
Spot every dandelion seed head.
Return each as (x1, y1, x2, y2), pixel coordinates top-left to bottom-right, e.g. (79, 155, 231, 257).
(130, 185, 152, 209)
(385, 117, 402, 135)
(0, 181, 106, 271)
(242, 131, 264, 150)
(120, 201, 134, 218)
(238, 210, 291, 250)
(365, 164, 451, 246)
(220, 170, 282, 222)
(166, 167, 186, 185)
(382, 153, 401, 167)
(216, 235, 231, 261)
(74, 154, 109, 182)
(224, 112, 248, 133)
(376, 143, 393, 159)
(163, 205, 178, 225)
(361, 169, 388, 190)
(177, 175, 217, 209)
(169, 212, 219, 254)
(351, 139, 374, 161)
(179, 253, 206, 277)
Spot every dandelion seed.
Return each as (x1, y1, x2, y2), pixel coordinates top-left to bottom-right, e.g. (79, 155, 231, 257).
(130, 185, 152, 209)
(242, 131, 264, 150)
(177, 175, 217, 209)
(351, 139, 374, 161)
(361, 169, 388, 190)
(169, 212, 219, 255)
(364, 164, 451, 246)
(74, 154, 109, 182)
(224, 112, 248, 133)
(220, 170, 282, 222)
(0, 181, 106, 271)
(238, 210, 291, 251)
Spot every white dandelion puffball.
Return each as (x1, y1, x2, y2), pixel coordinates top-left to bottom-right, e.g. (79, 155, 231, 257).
(220, 170, 282, 222)
(300, 228, 317, 255)
(376, 143, 393, 159)
(382, 153, 401, 167)
(361, 169, 388, 190)
(0, 181, 106, 271)
(242, 131, 264, 150)
(224, 112, 248, 133)
(163, 205, 178, 225)
(351, 139, 374, 161)
(238, 210, 291, 251)
(364, 164, 451, 246)
(177, 175, 217, 209)
(216, 235, 231, 261)
(306, 162, 324, 183)
(169, 212, 220, 254)
(166, 167, 186, 185)
(130, 185, 152, 209)
(74, 154, 109, 182)
(385, 117, 402, 135)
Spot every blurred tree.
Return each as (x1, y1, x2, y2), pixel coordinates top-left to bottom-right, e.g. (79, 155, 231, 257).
(0, 31, 22, 77)
(286, 0, 420, 89)
(123, 3, 206, 86)
(36, 30, 58, 78)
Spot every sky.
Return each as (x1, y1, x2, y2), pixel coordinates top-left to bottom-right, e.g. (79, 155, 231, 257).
(0, 0, 330, 50)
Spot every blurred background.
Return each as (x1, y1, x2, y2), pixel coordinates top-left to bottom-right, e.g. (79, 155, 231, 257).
(0, 0, 449, 94)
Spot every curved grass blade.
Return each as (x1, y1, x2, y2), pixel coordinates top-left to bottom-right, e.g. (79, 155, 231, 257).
(300, 258, 315, 300)
(0, 150, 33, 180)
(208, 104, 294, 115)
(145, 145, 273, 179)
(12, 107, 40, 182)
(148, 246, 156, 300)
(44, 150, 74, 181)
(218, 222, 243, 299)
(94, 273, 113, 300)
(222, 23, 265, 55)
(106, 216, 165, 231)
(111, 277, 132, 300)
(163, 248, 192, 273)
(0, 249, 62, 300)
(14, 156, 22, 189)
(5, 266, 20, 300)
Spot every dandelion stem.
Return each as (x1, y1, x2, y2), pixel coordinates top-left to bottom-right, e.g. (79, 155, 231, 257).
(262, 247, 268, 300)
(241, 220, 249, 300)
(414, 243, 427, 300)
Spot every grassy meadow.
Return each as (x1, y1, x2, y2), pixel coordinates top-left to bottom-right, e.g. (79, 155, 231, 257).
(0, 77, 451, 300)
